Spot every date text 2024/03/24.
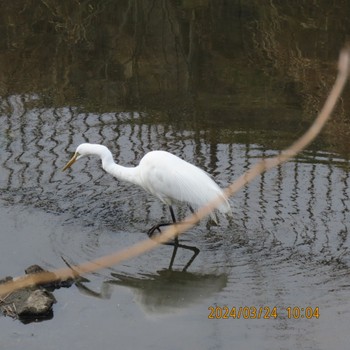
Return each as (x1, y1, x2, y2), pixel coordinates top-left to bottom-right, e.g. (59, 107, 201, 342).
(208, 306, 320, 319)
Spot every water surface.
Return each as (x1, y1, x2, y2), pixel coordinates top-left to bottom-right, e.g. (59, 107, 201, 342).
(1, 1, 350, 349)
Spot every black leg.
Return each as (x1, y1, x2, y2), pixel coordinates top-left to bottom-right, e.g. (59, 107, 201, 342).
(188, 205, 195, 214)
(169, 205, 177, 223)
(167, 206, 178, 269)
(147, 205, 177, 239)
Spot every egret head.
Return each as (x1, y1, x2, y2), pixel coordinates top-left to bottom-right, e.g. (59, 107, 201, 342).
(62, 144, 89, 171)
(62, 143, 111, 171)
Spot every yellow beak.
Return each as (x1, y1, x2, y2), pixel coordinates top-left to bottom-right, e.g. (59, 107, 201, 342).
(62, 153, 78, 171)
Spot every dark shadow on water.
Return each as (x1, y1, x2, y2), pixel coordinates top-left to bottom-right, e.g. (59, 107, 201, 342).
(18, 310, 54, 325)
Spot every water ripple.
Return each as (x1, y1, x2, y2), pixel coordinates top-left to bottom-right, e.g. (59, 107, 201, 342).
(1, 94, 350, 277)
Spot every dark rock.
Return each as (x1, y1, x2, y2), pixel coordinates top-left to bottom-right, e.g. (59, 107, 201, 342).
(16, 289, 56, 316)
(0, 264, 73, 323)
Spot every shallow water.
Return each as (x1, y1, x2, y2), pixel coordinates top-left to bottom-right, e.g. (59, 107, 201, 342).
(1, 1, 350, 349)
(1, 102, 350, 349)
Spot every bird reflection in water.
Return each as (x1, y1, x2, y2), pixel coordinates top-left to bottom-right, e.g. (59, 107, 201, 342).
(75, 269, 228, 315)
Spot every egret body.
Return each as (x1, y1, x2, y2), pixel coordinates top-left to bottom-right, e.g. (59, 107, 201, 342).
(63, 143, 231, 269)
(63, 143, 231, 216)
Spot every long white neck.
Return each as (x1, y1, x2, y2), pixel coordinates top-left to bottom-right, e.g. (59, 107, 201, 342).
(81, 144, 141, 186)
(102, 157, 140, 186)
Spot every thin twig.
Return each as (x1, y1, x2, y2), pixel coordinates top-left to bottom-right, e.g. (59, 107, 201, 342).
(0, 47, 349, 297)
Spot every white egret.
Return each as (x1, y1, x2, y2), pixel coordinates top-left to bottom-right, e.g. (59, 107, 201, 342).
(63, 143, 231, 269)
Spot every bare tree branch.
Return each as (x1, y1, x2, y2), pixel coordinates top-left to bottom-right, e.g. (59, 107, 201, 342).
(1, 47, 349, 297)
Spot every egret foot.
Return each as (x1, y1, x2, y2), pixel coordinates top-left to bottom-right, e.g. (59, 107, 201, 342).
(168, 237, 200, 271)
(147, 222, 173, 239)
(147, 226, 200, 271)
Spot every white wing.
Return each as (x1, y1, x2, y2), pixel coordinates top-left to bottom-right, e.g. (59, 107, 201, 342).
(139, 151, 231, 217)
